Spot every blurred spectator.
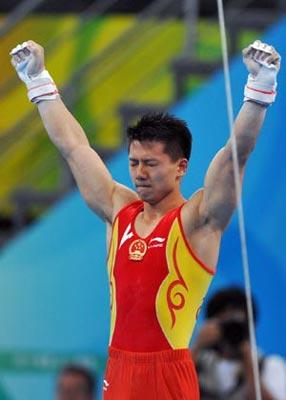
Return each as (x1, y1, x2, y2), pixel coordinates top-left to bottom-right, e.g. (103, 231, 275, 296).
(192, 287, 286, 400)
(56, 364, 97, 400)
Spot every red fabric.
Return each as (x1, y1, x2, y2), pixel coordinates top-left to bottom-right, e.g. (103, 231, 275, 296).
(111, 201, 183, 351)
(103, 347, 200, 400)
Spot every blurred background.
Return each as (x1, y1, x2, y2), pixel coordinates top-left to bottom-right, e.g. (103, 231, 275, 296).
(0, 0, 285, 399)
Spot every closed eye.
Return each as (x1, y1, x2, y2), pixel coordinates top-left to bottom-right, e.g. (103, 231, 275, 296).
(129, 158, 138, 167)
(129, 159, 159, 167)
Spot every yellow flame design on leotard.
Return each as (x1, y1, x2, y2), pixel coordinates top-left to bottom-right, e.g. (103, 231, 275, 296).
(107, 218, 119, 344)
(156, 219, 213, 349)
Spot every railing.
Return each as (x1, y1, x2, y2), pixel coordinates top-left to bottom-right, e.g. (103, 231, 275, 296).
(0, 0, 45, 37)
(0, 0, 184, 234)
(0, 0, 283, 240)
(0, 0, 121, 98)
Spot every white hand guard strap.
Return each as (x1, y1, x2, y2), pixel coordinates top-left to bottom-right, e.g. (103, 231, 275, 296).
(244, 42, 278, 106)
(10, 41, 59, 104)
(24, 69, 58, 103)
(244, 67, 277, 106)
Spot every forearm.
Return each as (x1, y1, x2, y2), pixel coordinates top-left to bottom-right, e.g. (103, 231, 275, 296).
(225, 101, 267, 166)
(37, 97, 89, 159)
(230, 39, 280, 167)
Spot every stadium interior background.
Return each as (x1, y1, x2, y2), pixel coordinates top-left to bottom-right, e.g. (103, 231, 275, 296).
(0, 1, 285, 399)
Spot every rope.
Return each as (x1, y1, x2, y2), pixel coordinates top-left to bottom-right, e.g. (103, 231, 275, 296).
(216, 1, 262, 399)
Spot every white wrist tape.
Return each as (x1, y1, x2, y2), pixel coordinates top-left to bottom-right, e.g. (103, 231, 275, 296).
(244, 72, 277, 105)
(26, 70, 59, 103)
(243, 40, 278, 105)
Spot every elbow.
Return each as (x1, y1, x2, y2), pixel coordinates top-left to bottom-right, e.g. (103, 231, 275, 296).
(226, 137, 255, 169)
(237, 143, 255, 167)
(65, 143, 91, 162)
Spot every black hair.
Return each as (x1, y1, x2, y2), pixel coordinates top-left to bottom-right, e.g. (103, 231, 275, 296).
(127, 112, 192, 161)
(59, 364, 96, 395)
(206, 286, 258, 323)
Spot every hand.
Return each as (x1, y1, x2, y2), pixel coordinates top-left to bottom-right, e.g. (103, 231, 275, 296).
(10, 40, 57, 103)
(243, 40, 281, 105)
(243, 40, 280, 83)
(10, 40, 45, 83)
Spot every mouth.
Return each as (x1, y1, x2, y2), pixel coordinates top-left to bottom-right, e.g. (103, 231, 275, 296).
(135, 185, 152, 196)
(135, 184, 151, 188)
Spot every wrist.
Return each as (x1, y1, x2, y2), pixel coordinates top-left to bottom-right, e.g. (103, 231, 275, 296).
(26, 69, 59, 103)
(244, 69, 277, 106)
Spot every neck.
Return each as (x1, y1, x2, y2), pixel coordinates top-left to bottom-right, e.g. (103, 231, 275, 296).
(142, 191, 185, 221)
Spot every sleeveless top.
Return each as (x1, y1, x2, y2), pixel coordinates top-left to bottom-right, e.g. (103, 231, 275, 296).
(107, 200, 214, 352)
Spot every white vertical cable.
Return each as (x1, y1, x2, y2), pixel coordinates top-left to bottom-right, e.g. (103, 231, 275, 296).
(216, 1, 262, 400)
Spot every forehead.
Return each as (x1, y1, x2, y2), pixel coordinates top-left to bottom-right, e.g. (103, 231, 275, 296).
(129, 140, 169, 159)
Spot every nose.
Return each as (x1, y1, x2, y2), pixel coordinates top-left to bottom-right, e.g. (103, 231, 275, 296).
(136, 162, 148, 180)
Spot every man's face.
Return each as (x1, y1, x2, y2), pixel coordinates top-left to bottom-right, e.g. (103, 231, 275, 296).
(129, 140, 187, 204)
(57, 373, 92, 400)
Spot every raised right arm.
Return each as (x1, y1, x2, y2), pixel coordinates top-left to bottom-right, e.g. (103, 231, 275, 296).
(10, 41, 137, 223)
(37, 98, 137, 223)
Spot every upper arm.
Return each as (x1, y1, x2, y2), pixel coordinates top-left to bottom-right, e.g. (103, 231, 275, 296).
(198, 102, 267, 231)
(199, 146, 244, 231)
(67, 144, 138, 223)
(180, 148, 241, 268)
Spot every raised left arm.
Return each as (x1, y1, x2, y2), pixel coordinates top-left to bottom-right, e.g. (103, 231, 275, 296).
(200, 41, 281, 231)
(200, 101, 266, 230)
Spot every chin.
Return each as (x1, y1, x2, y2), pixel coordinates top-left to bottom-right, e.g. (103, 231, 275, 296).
(136, 187, 166, 205)
(137, 191, 155, 204)
(138, 193, 152, 202)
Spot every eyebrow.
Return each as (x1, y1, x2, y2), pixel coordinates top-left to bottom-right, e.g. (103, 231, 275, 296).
(129, 157, 158, 162)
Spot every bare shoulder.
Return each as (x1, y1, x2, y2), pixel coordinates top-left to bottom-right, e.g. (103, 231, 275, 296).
(181, 188, 205, 232)
(66, 143, 138, 223)
(181, 188, 222, 271)
(105, 184, 138, 251)
(112, 181, 139, 221)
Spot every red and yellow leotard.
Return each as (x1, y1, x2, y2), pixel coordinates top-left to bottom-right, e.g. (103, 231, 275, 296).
(107, 200, 214, 352)
(104, 200, 215, 399)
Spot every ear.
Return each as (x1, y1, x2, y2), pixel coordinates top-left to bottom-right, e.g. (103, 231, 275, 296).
(177, 158, 188, 177)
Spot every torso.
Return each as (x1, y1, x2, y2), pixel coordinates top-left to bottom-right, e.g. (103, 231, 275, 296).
(107, 200, 215, 352)
(107, 189, 221, 272)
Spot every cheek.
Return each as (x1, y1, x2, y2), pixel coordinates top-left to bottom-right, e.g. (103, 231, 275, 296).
(152, 169, 174, 186)
(151, 170, 164, 183)
(129, 167, 135, 180)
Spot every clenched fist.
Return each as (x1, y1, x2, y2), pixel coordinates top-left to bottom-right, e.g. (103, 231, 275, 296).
(10, 40, 45, 82)
(10, 40, 58, 103)
(243, 40, 281, 105)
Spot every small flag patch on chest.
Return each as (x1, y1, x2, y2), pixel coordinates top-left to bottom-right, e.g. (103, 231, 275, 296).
(129, 239, 147, 261)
